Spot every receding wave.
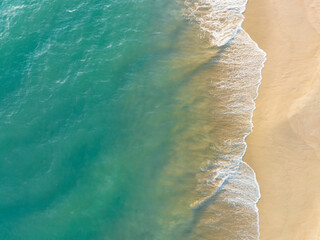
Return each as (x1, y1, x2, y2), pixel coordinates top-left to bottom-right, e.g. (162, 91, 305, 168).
(185, 0, 266, 239)
(185, 0, 247, 46)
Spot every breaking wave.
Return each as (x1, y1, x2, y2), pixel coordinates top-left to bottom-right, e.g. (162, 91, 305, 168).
(185, 0, 266, 239)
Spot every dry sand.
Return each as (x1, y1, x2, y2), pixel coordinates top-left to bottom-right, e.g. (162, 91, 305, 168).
(243, 0, 320, 239)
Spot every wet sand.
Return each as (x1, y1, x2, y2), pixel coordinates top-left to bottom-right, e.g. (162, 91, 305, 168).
(243, 0, 320, 239)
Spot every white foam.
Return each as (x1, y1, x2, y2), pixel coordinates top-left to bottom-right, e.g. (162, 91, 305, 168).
(185, 0, 248, 46)
(185, 0, 266, 239)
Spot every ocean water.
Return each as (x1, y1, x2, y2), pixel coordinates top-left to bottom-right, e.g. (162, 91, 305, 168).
(0, 0, 265, 239)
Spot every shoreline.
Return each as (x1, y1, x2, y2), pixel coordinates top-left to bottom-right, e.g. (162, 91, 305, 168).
(184, 1, 266, 238)
(243, 0, 320, 239)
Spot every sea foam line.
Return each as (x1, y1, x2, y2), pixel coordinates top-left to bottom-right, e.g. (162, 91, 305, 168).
(185, 0, 248, 46)
(185, 0, 266, 239)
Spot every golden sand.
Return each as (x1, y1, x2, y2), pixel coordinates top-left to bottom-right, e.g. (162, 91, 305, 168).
(243, 0, 320, 239)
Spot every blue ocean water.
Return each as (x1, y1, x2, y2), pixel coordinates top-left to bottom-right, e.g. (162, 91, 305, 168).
(0, 1, 207, 239)
(0, 0, 265, 239)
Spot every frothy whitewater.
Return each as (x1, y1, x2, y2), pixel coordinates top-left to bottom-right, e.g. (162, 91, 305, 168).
(185, 0, 266, 239)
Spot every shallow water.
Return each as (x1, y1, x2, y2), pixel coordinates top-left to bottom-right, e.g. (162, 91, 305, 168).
(0, 0, 265, 239)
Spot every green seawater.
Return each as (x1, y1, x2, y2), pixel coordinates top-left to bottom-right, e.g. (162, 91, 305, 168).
(0, 0, 216, 239)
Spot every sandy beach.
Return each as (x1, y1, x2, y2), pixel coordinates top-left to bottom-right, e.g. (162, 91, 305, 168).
(243, 0, 320, 239)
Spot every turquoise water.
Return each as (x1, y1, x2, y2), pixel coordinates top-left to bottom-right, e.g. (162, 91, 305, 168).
(0, 0, 265, 239)
(0, 1, 210, 239)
